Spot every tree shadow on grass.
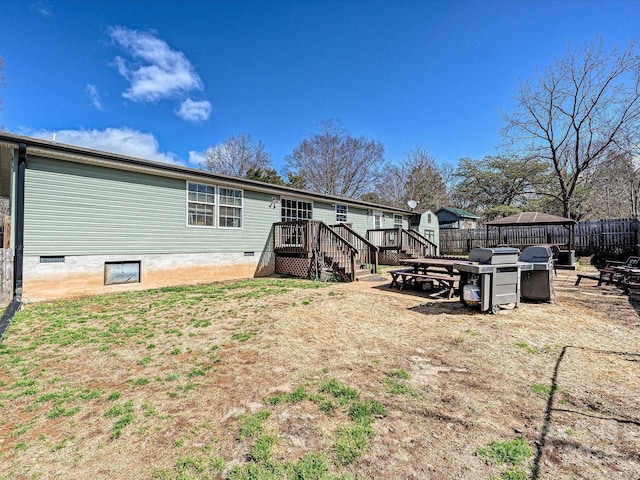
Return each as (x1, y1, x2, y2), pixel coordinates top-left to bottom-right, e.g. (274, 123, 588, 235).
(532, 345, 640, 479)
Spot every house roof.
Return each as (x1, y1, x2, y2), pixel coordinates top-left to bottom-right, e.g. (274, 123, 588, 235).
(485, 211, 576, 226)
(413, 208, 435, 215)
(0, 132, 412, 215)
(435, 207, 479, 219)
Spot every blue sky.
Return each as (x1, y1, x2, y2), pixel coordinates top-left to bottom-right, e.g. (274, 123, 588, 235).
(1, 0, 639, 173)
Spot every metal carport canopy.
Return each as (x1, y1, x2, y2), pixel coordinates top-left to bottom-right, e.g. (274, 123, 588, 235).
(485, 212, 577, 250)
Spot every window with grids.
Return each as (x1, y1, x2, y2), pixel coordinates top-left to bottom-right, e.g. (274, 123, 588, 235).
(423, 229, 435, 242)
(336, 204, 348, 222)
(281, 198, 313, 221)
(394, 214, 403, 227)
(219, 187, 243, 228)
(187, 182, 215, 227)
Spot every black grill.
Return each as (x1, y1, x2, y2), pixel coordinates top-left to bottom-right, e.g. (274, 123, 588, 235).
(519, 246, 555, 301)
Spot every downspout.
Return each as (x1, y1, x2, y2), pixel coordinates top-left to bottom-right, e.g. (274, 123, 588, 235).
(14, 143, 26, 299)
(0, 143, 25, 342)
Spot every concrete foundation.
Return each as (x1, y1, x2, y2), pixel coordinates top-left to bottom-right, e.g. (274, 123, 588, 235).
(22, 251, 275, 302)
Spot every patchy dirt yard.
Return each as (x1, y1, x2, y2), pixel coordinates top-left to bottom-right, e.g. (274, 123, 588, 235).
(0, 270, 638, 479)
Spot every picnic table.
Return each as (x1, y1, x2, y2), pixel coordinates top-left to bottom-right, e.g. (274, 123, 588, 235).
(388, 257, 464, 298)
(597, 256, 640, 286)
(400, 257, 462, 275)
(575, 256, 640, 296)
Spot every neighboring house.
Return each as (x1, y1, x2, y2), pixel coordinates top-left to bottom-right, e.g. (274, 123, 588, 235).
(409, 209, 439, 247)
(0, 133, 434, 302)
(435, 207, 480, 230)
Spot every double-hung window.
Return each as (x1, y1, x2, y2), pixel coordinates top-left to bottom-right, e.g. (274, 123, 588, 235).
(394, 214, 403, 228)
(336, 204, 348, 223)
(187, 182, 243, 228)
(187, 182, 215, 227)
(219, 187, 243, 228)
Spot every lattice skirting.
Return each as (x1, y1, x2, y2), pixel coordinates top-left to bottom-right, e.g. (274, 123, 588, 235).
(275, 256, 312, 278)
(379, 250, 411, 266)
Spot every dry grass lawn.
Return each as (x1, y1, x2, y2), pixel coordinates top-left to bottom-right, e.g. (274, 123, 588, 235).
(0, 269, 638, 479)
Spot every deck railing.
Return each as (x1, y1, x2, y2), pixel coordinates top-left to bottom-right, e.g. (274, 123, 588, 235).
(273, 220, 311, 254)
(367, 228, 402, 249)
(366, 228, 438, 258)
(274, 220, 358, 281)
(313, 222, 357, 281)
(403, 229, 438, 257)
(331, 223, 379, 274)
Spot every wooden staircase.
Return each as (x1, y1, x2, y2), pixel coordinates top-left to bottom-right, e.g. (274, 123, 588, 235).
(366, 227, 438, 265)
(274, 220, 378, 282)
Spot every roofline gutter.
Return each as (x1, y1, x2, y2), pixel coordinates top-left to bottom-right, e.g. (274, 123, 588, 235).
(0, 132, 412, 215)
(13, 143, 26, 300)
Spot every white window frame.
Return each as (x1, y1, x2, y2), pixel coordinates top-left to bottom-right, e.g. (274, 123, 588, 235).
(424, 229, 435, 243)
(218, 186, 243, 229)
(187, 181, 216, 228)
(372, 210, 383, 229)
(394, 214, 403, 228)
(335, 204, 348, 223)
(186, 181, 244, 229)
(281, 197, 313, 222)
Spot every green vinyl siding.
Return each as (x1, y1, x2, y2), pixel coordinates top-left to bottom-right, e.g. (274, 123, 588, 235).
(24, 156, 280, 256)
(312, 202, 371, 237)
(346, 206, 370, 234)
(312, 201, 337, 225)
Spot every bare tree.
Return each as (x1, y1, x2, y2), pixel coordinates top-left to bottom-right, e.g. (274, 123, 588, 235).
(580, 152, 640, 219)
(375, 147, 449, 211)
(201, 133, 272, 177)
(0, 57, 5, 130)
(285, 119, 384, 198)
(633, 157, 640, 218)
(502, 38, 640, 218)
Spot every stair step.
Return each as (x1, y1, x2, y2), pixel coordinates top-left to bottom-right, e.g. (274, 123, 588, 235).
(355, 273, 382, 281)
(354, 268, 374, 278)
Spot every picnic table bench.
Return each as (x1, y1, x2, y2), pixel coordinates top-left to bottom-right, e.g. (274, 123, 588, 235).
(575, 257, 640, 298)
(597, 256, 640, 286)
(574, 273, 601, 286)
(389, 268, 460, 298)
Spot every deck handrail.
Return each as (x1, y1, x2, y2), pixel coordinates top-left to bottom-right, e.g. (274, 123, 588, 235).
(366, 227, 438, 258)
(273, 220, 312, 253)
(401, 228, 436, 257)
(366, 227, 402, 248)
(404, 229, 438, 256)
(313, 221, 358, 281)
(274, 220, 358, 281)
(331, 223, 379, 274)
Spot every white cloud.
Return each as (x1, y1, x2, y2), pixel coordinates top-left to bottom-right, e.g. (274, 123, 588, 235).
(30, 127, 178, 164)
(176, 99, 212, 122)
(29, 1, 53, 17)
(109, 26, 204, 103)
(86, 84, 105, 111)
(188, 149, 206, 166)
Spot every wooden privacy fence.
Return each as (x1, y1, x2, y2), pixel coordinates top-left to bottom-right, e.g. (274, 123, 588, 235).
(575, 218, 640, 253)
(440, 217, 640, 255)
(0, 249, 13, 305)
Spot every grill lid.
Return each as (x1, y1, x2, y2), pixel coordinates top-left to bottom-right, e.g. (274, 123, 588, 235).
(519, 245, 553, 263)
(469, 247, 520, 265)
